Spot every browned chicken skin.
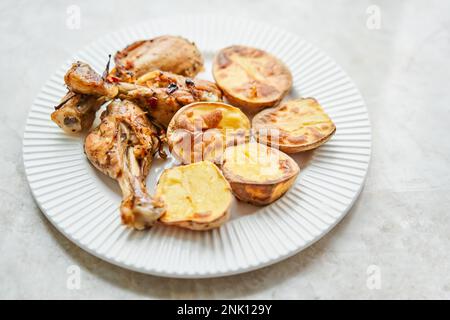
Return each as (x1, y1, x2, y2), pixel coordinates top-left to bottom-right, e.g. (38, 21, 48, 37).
(114, 35, 204, 80)
(119, 70, 223, 126)
(64, 61, 119, 98)
(84, 100, 164, 229)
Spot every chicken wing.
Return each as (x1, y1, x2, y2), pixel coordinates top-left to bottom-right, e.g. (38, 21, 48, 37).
(84, 100, 164, 229)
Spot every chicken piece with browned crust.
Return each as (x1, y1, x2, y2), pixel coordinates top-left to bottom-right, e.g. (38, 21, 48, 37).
(84, 100, 165, 229)
(65, 61, 119, 98)
(51, 61, 118, 133)
(114, 35, 204, 80)
(119, 70, 222, 127)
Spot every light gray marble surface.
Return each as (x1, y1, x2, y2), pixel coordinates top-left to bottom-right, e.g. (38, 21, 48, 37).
(1, 0, 449, 299)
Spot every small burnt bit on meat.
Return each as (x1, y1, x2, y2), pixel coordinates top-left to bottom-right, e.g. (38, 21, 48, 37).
(167, 82, 179, 94)
(102, 54, 112, 81)
(185, 78, 195, 87)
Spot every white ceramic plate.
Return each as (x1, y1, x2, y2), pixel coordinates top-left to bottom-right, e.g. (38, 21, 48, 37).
(23, 16, 371, 278)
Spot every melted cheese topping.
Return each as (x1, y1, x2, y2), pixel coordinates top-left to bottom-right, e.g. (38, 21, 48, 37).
(223, 143, 297, 183)
(157, 161, 232, 223)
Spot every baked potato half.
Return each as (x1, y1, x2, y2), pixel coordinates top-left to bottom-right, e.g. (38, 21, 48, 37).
(222, 142, 299, 205)
(167, 102, 251, 164)
(114, 35, 204, 80)
(212, 45, 292, 113)
(252, 98, 336, 153)
(156, 161, 232, 230)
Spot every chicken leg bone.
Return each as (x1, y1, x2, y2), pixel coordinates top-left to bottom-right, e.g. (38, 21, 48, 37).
(51, 61, 117, 133)
(84, 100, 164, 229)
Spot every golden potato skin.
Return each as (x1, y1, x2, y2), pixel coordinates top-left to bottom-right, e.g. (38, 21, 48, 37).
(227, 176, 298, 206)
(272, 130, 336, 154)
(166, 102, 251, 164)
(212, 45, 292, 113)
(161, 211, 230, 231)
(252, 98, 336, 153)
(114, 35, 204, 79)
(222, 143, 300, 205)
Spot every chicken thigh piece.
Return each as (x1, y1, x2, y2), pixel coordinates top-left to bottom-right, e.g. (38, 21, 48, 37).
(113, 35, 204, 80)
(118, 70, 223, 126)
(84, 100, 165, 229)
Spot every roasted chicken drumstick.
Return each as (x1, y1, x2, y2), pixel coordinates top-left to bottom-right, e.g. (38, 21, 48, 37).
(84, 100, 164, 229)
(51, 61, 222, 132)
